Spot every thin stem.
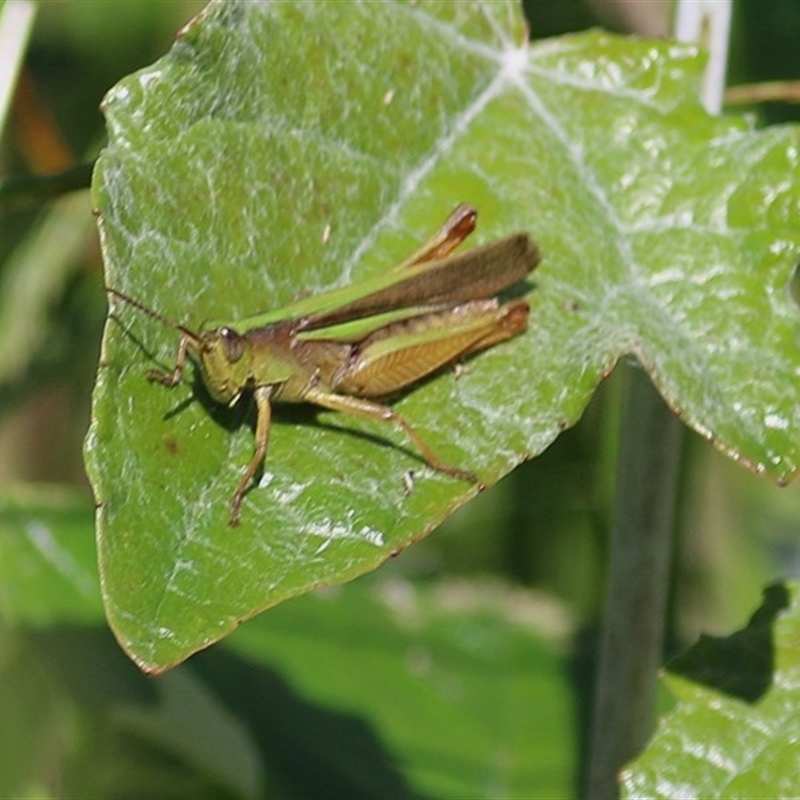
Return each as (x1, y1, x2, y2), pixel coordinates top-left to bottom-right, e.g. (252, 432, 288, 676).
(585, 1, 732, 795)
(585, 367, 682, 799)
(673, 0, 732, 114)
(725, 81, 800, 106)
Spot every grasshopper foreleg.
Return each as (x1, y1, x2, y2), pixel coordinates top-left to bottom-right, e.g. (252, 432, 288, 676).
(303, 388, 478, 485)
(147, 334, 191, 388)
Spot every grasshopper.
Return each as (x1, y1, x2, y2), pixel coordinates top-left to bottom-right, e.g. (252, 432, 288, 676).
(106, 204, 540, 526)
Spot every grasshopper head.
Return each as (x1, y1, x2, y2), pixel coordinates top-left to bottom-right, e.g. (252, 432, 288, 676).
(195, 327, 251, 404)
(105, 288, 253, 405)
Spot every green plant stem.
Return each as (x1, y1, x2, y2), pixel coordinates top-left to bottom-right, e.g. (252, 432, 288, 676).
(585, 3, 731, 794)
(725, 81, 800, 105)
(585, 366, 682, 799)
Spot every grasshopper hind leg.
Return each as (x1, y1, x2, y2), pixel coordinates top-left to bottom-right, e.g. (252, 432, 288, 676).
(303, 388, 478, 486)
(395, 203, 477, 270)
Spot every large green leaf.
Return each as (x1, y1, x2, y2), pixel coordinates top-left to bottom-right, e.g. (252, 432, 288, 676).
(621, 583, 800, 797)
(85, 0, 800, 670)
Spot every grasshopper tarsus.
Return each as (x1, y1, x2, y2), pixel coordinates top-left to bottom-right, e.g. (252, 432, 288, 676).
(228, 500, 243, 527)
(147, 367, 182, 387)
(441, 465, 479, 484)
(423, 458, 478, 485)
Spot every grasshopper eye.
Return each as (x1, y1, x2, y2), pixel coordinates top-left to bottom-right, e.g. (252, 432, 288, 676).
(219, 327, 245, 362)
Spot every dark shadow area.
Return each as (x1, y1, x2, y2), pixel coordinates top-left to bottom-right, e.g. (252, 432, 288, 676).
(735, 0, 800, 126)
(193, 646, 428, 800)
(667, 582, 790, 703)
(522, 0, 601, 39)
(25, 626, 428, 799)
(27, 626, 159, 709)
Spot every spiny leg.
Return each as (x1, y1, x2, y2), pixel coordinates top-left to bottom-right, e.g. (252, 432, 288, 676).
(229, 385, 274, 526)
(304, 387, 478, 485)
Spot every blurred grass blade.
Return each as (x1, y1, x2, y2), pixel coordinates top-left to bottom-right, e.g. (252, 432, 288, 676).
(0, 191, 94, 385)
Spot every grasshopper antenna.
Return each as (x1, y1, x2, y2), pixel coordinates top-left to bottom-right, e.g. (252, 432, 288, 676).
(105, 286, 201, 343)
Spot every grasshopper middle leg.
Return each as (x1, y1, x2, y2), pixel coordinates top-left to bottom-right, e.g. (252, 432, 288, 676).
(229, 385, 274, 527)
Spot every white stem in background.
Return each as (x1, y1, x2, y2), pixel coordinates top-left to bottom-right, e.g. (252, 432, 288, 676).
(673, 0, 732, 113)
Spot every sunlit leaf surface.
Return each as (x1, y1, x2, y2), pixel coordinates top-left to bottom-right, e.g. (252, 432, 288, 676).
(622, 583, 800, 798)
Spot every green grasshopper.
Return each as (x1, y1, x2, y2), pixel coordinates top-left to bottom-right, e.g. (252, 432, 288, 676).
(107, 204, 540, 526)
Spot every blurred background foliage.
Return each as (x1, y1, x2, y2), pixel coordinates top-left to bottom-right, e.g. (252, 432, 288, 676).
(1, 1, 800, 797)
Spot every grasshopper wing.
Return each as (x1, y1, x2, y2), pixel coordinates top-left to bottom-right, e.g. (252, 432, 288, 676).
(302, 233, 539, 331)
